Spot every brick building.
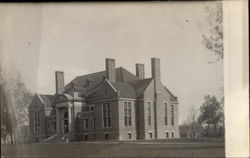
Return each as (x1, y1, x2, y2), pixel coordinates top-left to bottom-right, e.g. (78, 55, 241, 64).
(29, 58, 180, 142)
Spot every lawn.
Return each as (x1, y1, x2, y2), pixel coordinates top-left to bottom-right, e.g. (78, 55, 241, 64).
(1, 140, 225, 158)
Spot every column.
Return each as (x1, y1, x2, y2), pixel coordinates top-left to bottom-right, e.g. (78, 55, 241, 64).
(68, 106, 72, 133)
(56, 108, 60, 134)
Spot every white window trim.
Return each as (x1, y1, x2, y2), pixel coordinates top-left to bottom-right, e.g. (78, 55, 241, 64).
(123, 101, 133, 127)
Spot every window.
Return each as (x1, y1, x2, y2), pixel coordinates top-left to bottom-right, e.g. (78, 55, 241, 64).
(83, 118, 89, 129)
(128, 133, 132, 139)
(78, 93, 84, 97)
(34, 112, 37, 132)
(172, 132, 174, 138)
(105, 133, 109, 140)
(124, 102, 132, 126)
(171, 105, 174, 126)
(90, 105, 94, 112)
(34, 111, 40, 132)
(53, 121, 56, 132)
(164, 103, 168, 126)
(149, 132, 153, 139)
(166, 132, 169, 138)
(147, 102, 151, 126)
(91, 118, 95, 128)
(103, 103, 111, 128)
(85, 134, 88, 140)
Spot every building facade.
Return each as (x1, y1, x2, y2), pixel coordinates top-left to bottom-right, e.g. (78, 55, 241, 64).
(29, 58, 180, 142)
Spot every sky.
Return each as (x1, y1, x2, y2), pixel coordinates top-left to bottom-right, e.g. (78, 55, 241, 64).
(0, 2, 223, 124)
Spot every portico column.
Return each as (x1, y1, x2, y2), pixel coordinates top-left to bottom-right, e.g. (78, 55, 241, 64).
(68, 106, 72, 133)
(56, 108, 60, 134)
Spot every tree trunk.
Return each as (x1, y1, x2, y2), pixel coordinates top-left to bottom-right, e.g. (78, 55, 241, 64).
(207, 124, 210, 138)
(192, 125, 195, 138)
(214, 124, 217, 138)
(10, 133, 14, 144)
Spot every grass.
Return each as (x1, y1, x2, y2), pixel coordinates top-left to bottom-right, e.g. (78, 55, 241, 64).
(1, 140, 225, 158)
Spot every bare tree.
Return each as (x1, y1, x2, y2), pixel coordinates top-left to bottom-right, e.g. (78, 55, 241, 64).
(0, 65, 33, 144)
(187, 107, 198, 138)
(202, 3, 223, 63)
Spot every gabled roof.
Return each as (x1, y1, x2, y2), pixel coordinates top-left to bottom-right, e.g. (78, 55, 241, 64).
(110, 82, 136, 98)
(116, 67, 139, 83)
(29, 93, 54, 109)
(128, 78, 153, 98)
(164, 86, 178, 102)
(39, 94, 54, 108)
(64, 67, 138, 92)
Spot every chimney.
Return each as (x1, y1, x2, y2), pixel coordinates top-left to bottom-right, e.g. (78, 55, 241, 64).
(151, 57, 161, 81)
(105, 58, 116, 82)
(55, 71, 65, 94)
(136, 63, 145, 79)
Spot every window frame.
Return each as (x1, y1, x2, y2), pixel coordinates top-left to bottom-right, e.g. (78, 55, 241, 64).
(102, 102, 112, 128)
(91, 117, 95, 128)
(164, 102, 168, 126)
(124, 101, 132, 127)
(147, 101, 152, 126)
(165, 131, 169, 138)
(83, 118, 89, 129)
(171, 104, 174, 126)
(172, 132, 175, 138)
(149, 132, 153, 139)
(34, 111, 40, 133)
(128, 132, 132, 139)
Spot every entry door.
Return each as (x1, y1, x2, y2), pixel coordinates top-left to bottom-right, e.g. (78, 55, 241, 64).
(63, 111, 68, 134)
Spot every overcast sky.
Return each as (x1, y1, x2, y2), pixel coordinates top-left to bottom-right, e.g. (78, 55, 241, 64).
(0, 2, 223, 124)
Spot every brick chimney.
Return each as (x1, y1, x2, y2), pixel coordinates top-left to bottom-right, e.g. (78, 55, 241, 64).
(55, 71, 64, 94)
(151, 57, 161, 82)
(136, 63, 145, 79)
(105, 58, 116, 82)
(151, 57, 163, 139)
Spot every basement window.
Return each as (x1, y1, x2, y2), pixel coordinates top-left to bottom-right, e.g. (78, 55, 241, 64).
(105, 133, 109, 140)
(149, 132, 153, 139)
(166, 132, 169, 138)
(172, 132, 174, 138)
(84, 134, 88, 140)
(128, 133, 132, 139)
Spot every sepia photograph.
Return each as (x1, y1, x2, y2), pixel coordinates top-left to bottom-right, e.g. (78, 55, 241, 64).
(0, 1, 248, 158)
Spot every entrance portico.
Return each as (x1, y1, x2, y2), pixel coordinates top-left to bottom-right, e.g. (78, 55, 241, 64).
(55, 94, 74, 135)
